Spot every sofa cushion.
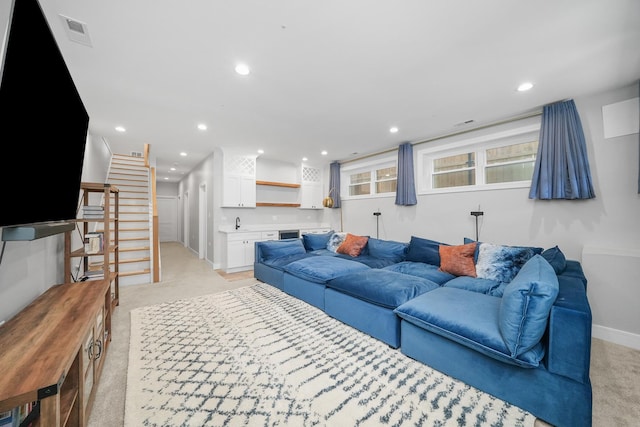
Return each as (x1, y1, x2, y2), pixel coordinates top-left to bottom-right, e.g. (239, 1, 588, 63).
(326, 232, 347, 253)
(337, 233, 369, 257)
(283, 256, 370, 284)
(443, 276, 504, 296)
(262, 252, 315, 270)
(439, 243, 477, 277)
(337, 254, 399, 269)
(260, 239, 306, 260)
(394, 288, 545, 367)
(541, 245, 567, 274)
(405, 236, 448, 266)
(327, 270, 439, 309)
(302, 231, 334, 251)
(475, 243, 537, 284)
(499, 255, 559, 358)
(382, 261, 454, 285)
(366, 238, 408, 263)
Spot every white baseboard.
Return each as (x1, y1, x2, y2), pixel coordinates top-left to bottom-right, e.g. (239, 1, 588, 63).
(592, 324, 640, 350)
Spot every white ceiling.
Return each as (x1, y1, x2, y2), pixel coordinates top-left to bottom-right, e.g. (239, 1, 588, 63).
(39, 0, 640, 182)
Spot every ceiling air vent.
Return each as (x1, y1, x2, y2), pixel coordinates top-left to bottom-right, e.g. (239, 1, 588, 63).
(59, 15, 92, 47)
(454, 119, 475, 127)
(131, 151, 143, 158)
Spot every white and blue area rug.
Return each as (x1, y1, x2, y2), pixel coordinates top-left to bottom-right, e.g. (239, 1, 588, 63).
(125, 283, 535, 427)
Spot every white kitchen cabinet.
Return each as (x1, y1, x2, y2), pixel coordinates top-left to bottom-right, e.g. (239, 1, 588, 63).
(223, 230, 277, 273)
(224, 231, 261, 272)
(299, 165, 324, 209)
(222, 154, 257, 208)
(223, 175, 256, 207)
(261, 230, 278, 241)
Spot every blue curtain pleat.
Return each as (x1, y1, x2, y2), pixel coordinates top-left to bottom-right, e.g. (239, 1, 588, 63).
(329, 161, 341, 208)
(529, 99, 596, 200)
(395, 142, 417, 206)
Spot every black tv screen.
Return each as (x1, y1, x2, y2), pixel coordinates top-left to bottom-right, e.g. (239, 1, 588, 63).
(0, 0, 88, 228)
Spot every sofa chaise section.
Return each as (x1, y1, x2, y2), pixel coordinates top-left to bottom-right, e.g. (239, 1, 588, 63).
(394, 255, 592, 427)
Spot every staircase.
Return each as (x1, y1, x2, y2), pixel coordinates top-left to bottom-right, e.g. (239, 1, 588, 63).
(107, 154, 153, 286)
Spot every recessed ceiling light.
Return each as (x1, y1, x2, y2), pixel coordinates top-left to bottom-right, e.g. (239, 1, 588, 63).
(517, 82, 534, 92)
(170, 167, 176, 171)
(235, 63, 250, 76)
(180, 152, 187, 157)
(321, 150, 328, 156)
(257, 149, 264, 154)
(115, 126, 126, 132)
(302, 157, 308, 161)
(164, 177, 169, 180)
(389, 127, 399, 133)
(197, 123, 207, 130)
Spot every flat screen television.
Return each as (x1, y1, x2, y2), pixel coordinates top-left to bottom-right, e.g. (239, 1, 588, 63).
(0, 0, 88, 229)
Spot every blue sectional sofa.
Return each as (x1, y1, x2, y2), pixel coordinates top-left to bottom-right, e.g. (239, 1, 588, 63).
(253, 232, 592, 427)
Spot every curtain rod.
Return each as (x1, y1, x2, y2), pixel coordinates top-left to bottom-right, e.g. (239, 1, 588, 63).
(340, 110, 543, 165)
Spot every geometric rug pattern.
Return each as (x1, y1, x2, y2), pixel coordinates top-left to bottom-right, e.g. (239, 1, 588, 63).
(125, 283, 535, 426)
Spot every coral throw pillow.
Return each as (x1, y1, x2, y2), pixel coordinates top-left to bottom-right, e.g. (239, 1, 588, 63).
(337, 233, 369, 257)
(439, 242, 477, 277)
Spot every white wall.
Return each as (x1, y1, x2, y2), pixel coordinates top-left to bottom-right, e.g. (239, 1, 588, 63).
(0, 134, 111, 323)
(325, 83, 640, 348)
(157, 181, 179, 197)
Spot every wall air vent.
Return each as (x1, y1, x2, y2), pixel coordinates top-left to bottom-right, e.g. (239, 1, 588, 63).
(59, 14, 92, 47)
(131, 151, 143, 158)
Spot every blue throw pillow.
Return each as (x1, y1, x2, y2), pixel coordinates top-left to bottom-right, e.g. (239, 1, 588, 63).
(302, 230, 334, 251)
(476, 243, 537, 283)
(499, 255, 559, 358)
(260, 239, 306, 260)
(405, 236, 448, 266)
(367, 238, 408, 263)
(541, 245, 567, 274)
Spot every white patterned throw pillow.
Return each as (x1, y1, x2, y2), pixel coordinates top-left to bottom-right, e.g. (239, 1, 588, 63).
(475, 243, 536, 284)
(326, 232, 347, 253)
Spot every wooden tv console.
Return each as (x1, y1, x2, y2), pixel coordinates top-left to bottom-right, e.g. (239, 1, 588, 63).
(0, 279, 112, 427)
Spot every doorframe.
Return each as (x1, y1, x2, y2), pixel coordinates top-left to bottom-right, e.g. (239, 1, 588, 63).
(183, 191, 189, 248)
(198, 182, 207, 260)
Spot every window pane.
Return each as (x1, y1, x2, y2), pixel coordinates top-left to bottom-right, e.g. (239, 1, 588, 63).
(433, 170, 476, 188)
(350, 171, 370, 185)
(486, 162, 535, 184)
(486, 141, 538, 165)
(376, 180, 397, 194)
(376, 166, 397, 180)
(349, 183, 370, 196)
(433, 153, 475, 172)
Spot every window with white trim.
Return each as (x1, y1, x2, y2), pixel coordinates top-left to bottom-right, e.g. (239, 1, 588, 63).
(418, 124, 540, 193)
(342, 157, 397, 199)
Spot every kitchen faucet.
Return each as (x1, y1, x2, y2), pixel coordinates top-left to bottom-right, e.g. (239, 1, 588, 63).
(235, 217, 240, 230)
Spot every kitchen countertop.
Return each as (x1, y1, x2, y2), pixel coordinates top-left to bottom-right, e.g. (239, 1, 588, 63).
(218, 223, 331, 234)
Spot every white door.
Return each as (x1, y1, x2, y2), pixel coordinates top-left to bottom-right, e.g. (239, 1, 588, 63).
(157, 196, 178, 242)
